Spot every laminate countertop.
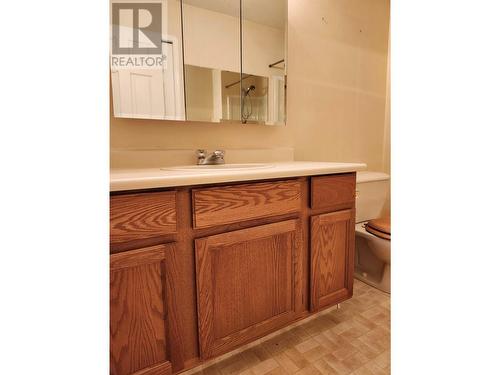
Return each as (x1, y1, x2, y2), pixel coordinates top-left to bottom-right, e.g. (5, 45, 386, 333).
(110, 161, 367, 192)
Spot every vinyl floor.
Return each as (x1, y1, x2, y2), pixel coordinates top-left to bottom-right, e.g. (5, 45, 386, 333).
(188, 279, 390, 375)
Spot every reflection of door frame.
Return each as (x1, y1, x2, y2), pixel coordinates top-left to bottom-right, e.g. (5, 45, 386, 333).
(269, 75, 285, 124)
(110, 69, 121, 116)
(162, 37, 185, 120)
(211, 69, 222, 122)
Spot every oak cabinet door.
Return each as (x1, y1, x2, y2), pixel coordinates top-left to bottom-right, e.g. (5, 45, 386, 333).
(310, 209, 355, 311)
(195, 220, 303, 359)
(110, 245, 173, 375)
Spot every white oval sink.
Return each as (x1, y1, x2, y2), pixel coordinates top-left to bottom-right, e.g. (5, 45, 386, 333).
(162, 163, 274, 172)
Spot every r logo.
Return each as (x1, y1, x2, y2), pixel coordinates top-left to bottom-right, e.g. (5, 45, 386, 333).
(112, 3, 162, 55)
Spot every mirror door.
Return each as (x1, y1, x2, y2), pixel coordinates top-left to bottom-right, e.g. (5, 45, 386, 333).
(241, 0, 287, 125)
(110, 0, 287, 124)
(182, 0, 241, 123)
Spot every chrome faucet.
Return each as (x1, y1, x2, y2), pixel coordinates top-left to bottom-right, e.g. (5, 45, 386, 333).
(196, 149, 225, 165)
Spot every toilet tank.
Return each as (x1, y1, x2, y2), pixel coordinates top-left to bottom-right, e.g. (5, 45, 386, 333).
(356, 171, 390, 223)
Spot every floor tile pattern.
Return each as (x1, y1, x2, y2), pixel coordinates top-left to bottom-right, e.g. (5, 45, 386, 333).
(189, 280, 390, 375)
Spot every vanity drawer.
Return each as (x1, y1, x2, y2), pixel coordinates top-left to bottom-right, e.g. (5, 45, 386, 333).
(192, 180, 302, 229)
(311, 173, 356, 210)
(110, 191, 177, 244)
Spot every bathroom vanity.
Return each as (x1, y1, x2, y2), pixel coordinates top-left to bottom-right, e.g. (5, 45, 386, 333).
(110, 162, 365, 375)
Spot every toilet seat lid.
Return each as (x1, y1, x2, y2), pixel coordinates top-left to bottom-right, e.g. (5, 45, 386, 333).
(366, 217, 390, 240)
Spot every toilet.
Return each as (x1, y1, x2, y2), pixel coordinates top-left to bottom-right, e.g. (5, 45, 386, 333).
(355, 171, 391, 293)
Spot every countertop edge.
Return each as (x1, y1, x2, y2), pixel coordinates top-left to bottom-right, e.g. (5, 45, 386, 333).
(110, 163, 367, 192)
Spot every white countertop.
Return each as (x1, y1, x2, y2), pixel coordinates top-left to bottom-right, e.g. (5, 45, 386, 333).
(110, 161, 366, 192)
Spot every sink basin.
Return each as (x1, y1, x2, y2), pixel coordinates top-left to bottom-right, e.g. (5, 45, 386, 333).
(162, 163, 274, 172)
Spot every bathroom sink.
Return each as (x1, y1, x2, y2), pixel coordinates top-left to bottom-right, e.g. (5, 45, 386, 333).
(162, 163, 274, 172)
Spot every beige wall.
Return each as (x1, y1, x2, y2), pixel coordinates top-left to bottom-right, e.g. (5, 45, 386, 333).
(110, 0, 390, 171)
(288, 0, 390, 170)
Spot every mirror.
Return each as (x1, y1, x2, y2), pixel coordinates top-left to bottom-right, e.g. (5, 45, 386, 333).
(182, 0, 240, 123)
(110, 0, 287, 125)
(241, 0, 287, 124)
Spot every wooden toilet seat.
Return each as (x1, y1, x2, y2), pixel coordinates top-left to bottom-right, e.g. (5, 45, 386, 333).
(365, 217, 391, 240)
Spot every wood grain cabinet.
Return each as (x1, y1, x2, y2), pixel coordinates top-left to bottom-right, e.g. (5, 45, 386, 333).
(110, 173, 357, 373)
(110, 244, 174, 375)
(192, 180, 301, 229)
(110, 191, 177, 247)
(310, 209, 355, 311)
(311, 173, 356, 211)
(195, 219, 303, 359)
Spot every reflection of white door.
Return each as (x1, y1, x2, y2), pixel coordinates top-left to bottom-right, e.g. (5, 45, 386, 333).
(268, 75, 285, 124)
(112, 67, 166, 119)
(111, 40, 185, 120)
(227, 95, 241, 121)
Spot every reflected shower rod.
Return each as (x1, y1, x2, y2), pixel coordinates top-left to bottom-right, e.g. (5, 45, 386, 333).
(269, 59, 285, 68)
(224, 58, 285, 89)
(225, 74, 253, 89)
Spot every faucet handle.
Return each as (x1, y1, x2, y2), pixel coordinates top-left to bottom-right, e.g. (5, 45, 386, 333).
(214, 149, 225, 158)
(196, 149, 206, 165)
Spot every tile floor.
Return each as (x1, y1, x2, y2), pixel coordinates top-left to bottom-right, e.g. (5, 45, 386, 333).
(189, 280, 390, 375)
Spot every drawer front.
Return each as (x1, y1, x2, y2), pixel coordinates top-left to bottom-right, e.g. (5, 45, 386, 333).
(110, 191, 177, 244)
(192, 180, 301, 229)
(311, 173, 356, 210)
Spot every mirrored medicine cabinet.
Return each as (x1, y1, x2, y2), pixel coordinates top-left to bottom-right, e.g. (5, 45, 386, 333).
(110, 0, 287, 125)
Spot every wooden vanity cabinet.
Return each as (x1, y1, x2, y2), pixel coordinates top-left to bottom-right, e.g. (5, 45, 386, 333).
(110, 172, 357, 374)
(110, 244, 174, 375)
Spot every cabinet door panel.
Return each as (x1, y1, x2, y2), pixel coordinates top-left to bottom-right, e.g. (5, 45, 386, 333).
(196, 220, 302, 359)
(310, 209, 355, 311)
(110, 244, 173, 375)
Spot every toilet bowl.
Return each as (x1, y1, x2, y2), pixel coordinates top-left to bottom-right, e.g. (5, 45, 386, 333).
(355, 172, 391, 293)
